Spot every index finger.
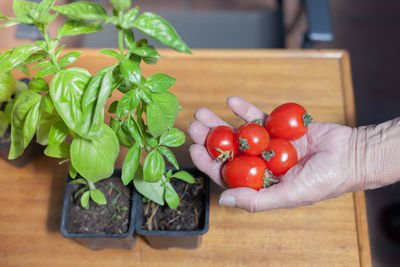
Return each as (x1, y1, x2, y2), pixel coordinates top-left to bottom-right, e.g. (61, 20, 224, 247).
(226, 96, 267, 123)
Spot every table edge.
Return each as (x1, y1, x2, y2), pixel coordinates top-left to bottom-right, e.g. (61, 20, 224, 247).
(338, 51, 372, 267)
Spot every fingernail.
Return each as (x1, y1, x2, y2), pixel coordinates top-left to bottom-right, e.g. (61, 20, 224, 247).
(219, 195, 236, 207)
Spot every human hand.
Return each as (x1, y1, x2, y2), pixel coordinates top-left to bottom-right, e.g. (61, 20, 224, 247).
(188, 96, 361, 212)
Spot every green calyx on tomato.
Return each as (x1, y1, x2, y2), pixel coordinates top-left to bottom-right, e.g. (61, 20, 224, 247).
(212, 147, 234, 163)
(252, 118, 263, 125)
(262, 169, 279, 188)
(238, 137, 250, 151)
(261, 149, 275, 161)
(302, 112, 313, 127)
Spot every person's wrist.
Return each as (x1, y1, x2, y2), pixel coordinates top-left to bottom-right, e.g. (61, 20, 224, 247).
(353, 118, 400, 190)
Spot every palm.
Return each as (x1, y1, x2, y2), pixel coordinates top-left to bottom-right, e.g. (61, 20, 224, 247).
(188, 96, 356, 212)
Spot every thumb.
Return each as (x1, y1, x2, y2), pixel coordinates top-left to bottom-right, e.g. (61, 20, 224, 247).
(218, 182, 304, 213)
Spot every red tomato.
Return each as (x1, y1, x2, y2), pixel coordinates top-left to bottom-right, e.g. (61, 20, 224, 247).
(237, 123, 270, 156)
(222, 155, 268, 190)
(262, 139, 298, 176)
(206, 126, 238, 163)
(265, 103, 312, 141)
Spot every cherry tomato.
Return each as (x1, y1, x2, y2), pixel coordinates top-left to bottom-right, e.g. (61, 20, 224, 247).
(262, 139, 298, 176)
(265, 103, 312, 141)
(222, 155, 269, 190)
(237, 123, 270, 156)
(206, 126, 238, 163)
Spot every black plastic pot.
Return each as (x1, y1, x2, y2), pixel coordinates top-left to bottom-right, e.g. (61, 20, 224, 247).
(135, 168, 210, 250)
(0, 130, 43, 167)
(60, 169, 137, 250)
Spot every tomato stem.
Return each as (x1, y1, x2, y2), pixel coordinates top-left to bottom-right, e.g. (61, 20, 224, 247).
(262, 169, 279, 188)
(212, 147, 233, 163)
(252, 118, 263, 125)
(238, 137, 250, 151)
(302, 112, 313, 127)
(262, 150, 275, 161)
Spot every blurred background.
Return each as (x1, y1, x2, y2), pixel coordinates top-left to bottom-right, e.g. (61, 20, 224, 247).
(1, 0, 400, 266)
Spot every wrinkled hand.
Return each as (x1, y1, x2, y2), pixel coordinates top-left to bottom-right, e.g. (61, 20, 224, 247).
(188, 96, 361, 212)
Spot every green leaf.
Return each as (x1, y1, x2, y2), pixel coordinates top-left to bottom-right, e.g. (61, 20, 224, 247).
(143, 149, 165, 182)
(52, 1, 108, 21)
(144, 132, 157, 147)
(0, 44, 36, 73)
(48, 120, 68, 146)
(123, 29, 136, 50)
(37, 0, 56, 24)
(69, 164, 77, 178)
(69, 178, 87, 185)
(36, 113, 58, 146)
(4, 100, 15, 121)
(81, 67, 116, 137)
(9, 91, 42, 159)
(23, 101, 41, 147)
(49, 67, 91, 137)
(32, 61, 52, 69)
(90, 189, 107, 205)
(58, 20, 103, 38)
(120, 58, 141, 86)
(116, 89, 139, 118)
(29, 77, 49, 92)
(44, 142, 70, 158)
(110, 117, 134, 147)
(121, 116, 144, 147)
(143, 56, 158, 65)
(110, 0, 131, 12)
(35, 65, 58, 78)
(131, 46, 161, 59)
(120, 7, 139, 29)
(14, 81, 28, 96)
(132, 12, 191, 54)
(70, 124, 119, 183)
(121, 143, 140, 185)
(0, 111, 9, 137)
(25, 52, 46, 64)
(164, 182, 179, 209)
(55, 44, 66, 58)
(108, 101, 118, 113)
(133, 166, 164, 205)
(59, 51, 82, 67)
(14, 63, 29, 76)
(99, 49, 122, 61)
(171, 170, 195, 184)
(41, 94, 53, 113)
(0, 71, 16, 102)
(80, 190, 90, 209)
(159, 128, 185, 147)
(158, 146, 179, 169)
(13, 1, 38, 19)
(138, 87, 153, 104)
(146, 92, 179, 137)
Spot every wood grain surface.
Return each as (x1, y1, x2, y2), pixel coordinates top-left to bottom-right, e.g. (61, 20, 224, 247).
(0, 49, 371, 266)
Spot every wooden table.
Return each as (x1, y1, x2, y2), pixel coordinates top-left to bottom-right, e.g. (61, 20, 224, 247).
(0, 50, 371, 266)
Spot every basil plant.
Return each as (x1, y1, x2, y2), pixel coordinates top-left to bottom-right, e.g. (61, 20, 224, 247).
(0, 0, 194, 210)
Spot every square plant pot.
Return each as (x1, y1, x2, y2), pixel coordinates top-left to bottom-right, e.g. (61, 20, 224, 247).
(60, 169, 137, 250)
(135, 168, 210, 250)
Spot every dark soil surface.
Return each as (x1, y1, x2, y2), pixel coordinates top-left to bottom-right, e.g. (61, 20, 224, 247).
(66, 176, 132, 234)
(142, 176, 206, 231)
